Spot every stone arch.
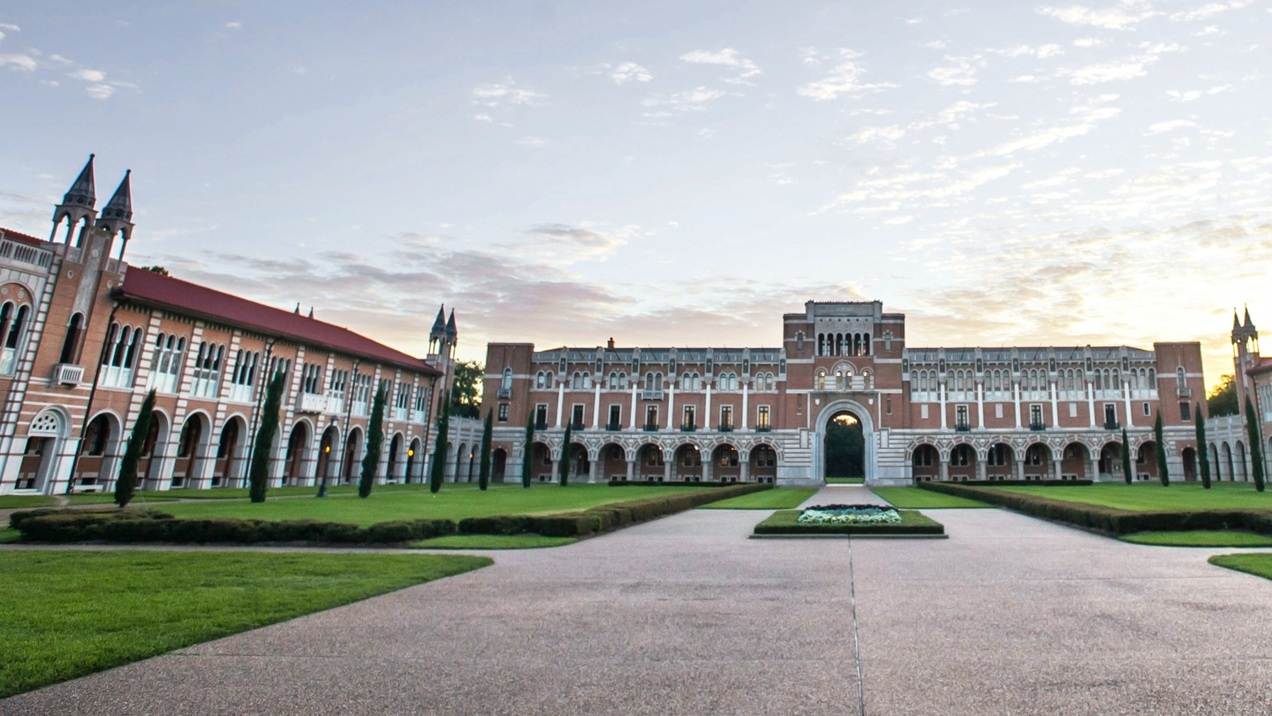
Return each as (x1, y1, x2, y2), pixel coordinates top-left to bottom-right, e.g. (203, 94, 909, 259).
(406, 436, 423, 483)
(813, 398, 877, 484)
(987, 442, 1015, 480)
(712, 443, 741, 482)
(316, 424, 340, 485)
(599, 442, 626, 481)
(673, 443, 702, 481)
(1023, 442, 1053, 479)
(1181, 446, 1197, 481)
(341, 426, 364, 484)
(284, 420, 314, 485)
(531, 441, 553, 483)
(1060, 441, 1091, 480)
(173, 411, 214, 488)
(491, 445, 507, 483)
(637, 442, 665, 480)
(911, 443, 940, 481)
(140, 409, 172, 490)
(213, 415, 249, 488)
(1210, 442, 1222, 481)
(16, 408, 68, 492)
(949, 443, 977, 480)
(1222, 442, 1235, 482)
(74, 410, 123, 489)
(1235, 441, 1248, 481)
(1137, 441, 1160, 481)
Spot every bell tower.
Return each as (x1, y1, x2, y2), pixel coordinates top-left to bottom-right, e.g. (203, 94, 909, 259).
(1232, 307, 1260, 417)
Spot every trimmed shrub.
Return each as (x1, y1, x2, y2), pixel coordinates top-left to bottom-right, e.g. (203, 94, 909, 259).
(458, 516, 531, 535)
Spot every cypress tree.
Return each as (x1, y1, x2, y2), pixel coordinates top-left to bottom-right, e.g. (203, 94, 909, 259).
(249, 371, 286, 503)
(1246, 397, 1266, 493)
(1153, 411, 1169, 486)
(429, 392, 449, 494)
(360, 384, 386, 498)
(521, 411, 535, 488)
(1120, 427, 1134, 485)
(114, 389, 156, 508)
(559, 423, 572, 486)
(1195, 402, 1211, 489)
(478, 409, 493, 491)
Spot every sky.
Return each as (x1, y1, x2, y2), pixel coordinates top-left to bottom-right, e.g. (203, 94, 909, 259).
(1, 1, 1269, 389)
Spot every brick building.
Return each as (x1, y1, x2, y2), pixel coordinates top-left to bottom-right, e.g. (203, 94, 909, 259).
(480, 300, 1206, 486)
(1205, 309, 1272, 482)
(0, 156, 453, 495)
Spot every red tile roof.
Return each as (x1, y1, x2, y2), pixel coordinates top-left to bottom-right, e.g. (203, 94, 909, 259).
(1248, 357, 1272, 376)
(117, 267, 441, 377)
(0, 228, 47, 247)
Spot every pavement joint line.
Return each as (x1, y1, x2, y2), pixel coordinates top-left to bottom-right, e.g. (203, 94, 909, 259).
(848, 538, 866, 716)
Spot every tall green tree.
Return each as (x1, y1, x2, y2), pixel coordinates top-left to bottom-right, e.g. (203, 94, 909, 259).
(1153, 411, 1169, 486)
(559, 423, 573, 486)
(1208, 374, 1239, 417)
(1195, 402, 1211, 489)
(521, 411, 535, 488)
(359, 384, 386, 498)
(429, 392, 450, 494)
(1246, 397, 1266, 493)
(449, 360, 483, 419)
(249, 371, 286, 503)
(478, 409, 493, 491)
(114, 389, 156, 508)
(1121, 427, 1134, 485)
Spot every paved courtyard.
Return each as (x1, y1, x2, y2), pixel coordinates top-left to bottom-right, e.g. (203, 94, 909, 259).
(4, 486, 1272, 715)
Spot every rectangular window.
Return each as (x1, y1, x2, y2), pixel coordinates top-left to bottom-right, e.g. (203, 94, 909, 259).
(955, 404, 969, 429)
(1068, 402, 1078, 418)
(1179, 401, 1191, 422)
(191, 342, 225, 399)
(885, 397, 892, 415)
(571, 404, 585, 429)
(682, 405, 696, 430)
(1104, 403, 1117, 428)
(351, 373, 372, 416)
(720, 405, 733, 430)
(301, 363, 323, 395)
(645, 405, 659, 430)
(607, 404, 621, 429)
(498, 403, 509, 422)
(920, 404, 929, 420)
(1142, 402, 1150, 417)
(535, 404, 549, 429)
(994, 403, 1003, 419)
(1029, 404, 1044, 429)
(757, 405, 771, 430)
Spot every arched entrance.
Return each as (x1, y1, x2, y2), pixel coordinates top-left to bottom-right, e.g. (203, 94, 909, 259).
(813, 400, 875, 483)
(316, 425, 338, 485)
(492, 447, 507, 483)
(599, 443, 625, 481)
(823, 412, 864, 480)
(1181, 446, 1197, 481)
(213, 417, 245, 488)
(75, 413, 121, 490)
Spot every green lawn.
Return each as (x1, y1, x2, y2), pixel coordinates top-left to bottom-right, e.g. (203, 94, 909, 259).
(409, 534, 577, 549)
(699, 488, 816, 510)
(826, 477, 864, 484)
(0, 528, 19, 544)
(135, 484, 721, 527)
(150, 482, 441, 500)
(872, 487, 990, 509)
(1209, 553, 1272, 581)
(0, 495, 57, 509)
(754, 508, 945, 535)
(992, 482, 1272, 512)
(0, 551, 490, 698)
(1121, 531, 1272, 547)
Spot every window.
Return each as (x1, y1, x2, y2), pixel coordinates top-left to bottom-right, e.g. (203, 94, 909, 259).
(535, 404, 548, 429)
(59, 313, 84, 364)
(100, 322, 144, 388)
(645, 405, 659, 430)
(151, 333, 185, 393)
(1104, 403, 1118, 427)
(816, 370, 826, 391)
(536, 371, 546, 389)
(955, 405, 969, 429)
(682, 405, 696, 430)
(267, 356, 292, 385)
(191, 342, 225, 399)
(329, 368, 348, 399)
(951, 447, 970, 466)
(301, 363, 323, 394)
(885, 397, 892, 415)
(607, 404, 621, 429)
(1142, 402, 1150, 417)
(229, 349, 261, 403)
(920, 404, 929, 420)
(1029, 404, 1044, 429)
(1068, 402, 1078, 418)
(501, 368, 512, 390)
(571, 404, 585, 429)
(0, 301, 29, 375)
(720, 405, 733, 430)
(756, 405, 771, 430)
(987, 444, 1009, 466)
(1180, 402, 1191, 422)
(498, 403, 509, 422)
(754, 445, 776, 467)
(351, 373, 372, 416)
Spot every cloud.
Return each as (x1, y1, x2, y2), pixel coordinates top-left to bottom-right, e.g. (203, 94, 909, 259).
(927, 55, 984, 87)
(224, 21, 242, 30)
(515, 135, 545, 147)
(797, 49, 895, 101)
(471, 79, 548, 108)
(679, 48, 760, 85)
(840, 125, 907, 148)
(640, 86, 725, 118)
(1145, 119, 1196, 135)
(69, 68, 106, 82)
(1166, 85, 1231, 102)
(0, 53, 36, 71)
(1037, 4, 1156, 31)
(84, 84, 116, 100)
(607, 61, 651, 85)
(1062, 56, 1154, 84)
(991, 44, 1064, 59)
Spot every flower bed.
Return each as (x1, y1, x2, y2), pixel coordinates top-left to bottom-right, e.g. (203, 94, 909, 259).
(798, 503, 901, 525)
(754, 507, 945, 536)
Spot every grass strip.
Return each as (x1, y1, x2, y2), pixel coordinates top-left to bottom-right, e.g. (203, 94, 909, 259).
(0, 496, 57, 509)
(409, 534, 576, 549)
(1121, 531, 1272, 547)
(0, 551, 489, 699)
(872, 487, 990, 509)
(992, 482, 1272, 512)
(700, 488, 817, 509)
(825, 477, 864, 484)
(754, 509, 944, 535)
(0, 527, 19, 544)
(1209, 553, 1272, 581)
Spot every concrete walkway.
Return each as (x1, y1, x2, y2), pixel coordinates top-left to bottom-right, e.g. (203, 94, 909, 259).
(5, 506, 1272, 715)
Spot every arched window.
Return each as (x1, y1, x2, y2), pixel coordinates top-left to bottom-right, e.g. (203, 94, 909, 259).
(1175, 366, 1185, 389)
(59, 312, 84, 364)
(501, 368, 512, 390)
(100, 322, 143, 388)
(0, 302, 29, 374)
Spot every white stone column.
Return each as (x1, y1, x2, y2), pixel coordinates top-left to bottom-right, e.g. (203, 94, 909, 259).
(1050, 382, 1059, 428)
(592, 384, 600, 430)
(939, 382, 947, 430)
(555, 382, 564, 428)
(1087, 382, 1097, 428)
(1014, 382, 1022, 428)
(742, 384, 749, 429)
(976, 382, 985, 427)
(588, 459, 599, 484)
(629, 385, 637, 429)
(704, 385, 712, 430)
(1123, 381, 1134, 428)
(667, 385, 676, 430)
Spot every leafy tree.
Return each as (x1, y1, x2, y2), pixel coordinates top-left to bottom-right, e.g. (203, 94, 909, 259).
(1246, 397, 1266, 493)
(1121, 427, 1134, 485)
(824, 416, 864, 478)
(1195, 402, 1211, 489)
(359, 384, 386, 498)
(429, 392, 450, 494)
(521, 411, 535, 488)
(478, 409, 493, 491)
(449, 360, 483, 419)
(559, 424, 572, 486)
(1208, 374, 1239, 417)
(249, 371, 286, 503)
(114, 389, 156, 508)
(1153, 411, 1169, 486)
(143, 265, 169, 276)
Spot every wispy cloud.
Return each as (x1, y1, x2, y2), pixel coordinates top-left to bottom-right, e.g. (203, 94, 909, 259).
(471, 78, 548, 108)
(640, 86, 725, 118)
(797, 49, 895, 101)
(605, 61, 651, 85)
(1037, 3, 1157, 31)
(679, 48, 760, 85)
(927, 55, 984, 87)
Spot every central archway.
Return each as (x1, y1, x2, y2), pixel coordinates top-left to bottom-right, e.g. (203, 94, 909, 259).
(812, 399, 876, 484)
(823, 412, 864, 480)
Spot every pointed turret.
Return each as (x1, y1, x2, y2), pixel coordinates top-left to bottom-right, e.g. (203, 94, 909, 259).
(64, 154, 97, 208)
(445, 309, 458, 340)
(430, 305, 446, 337)
(1244, 305, 1254, 330)
(1234, 309, 1241, 333)
(101, 170, 132, 222)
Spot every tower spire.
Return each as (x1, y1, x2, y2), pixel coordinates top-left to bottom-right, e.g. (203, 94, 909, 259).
(445, 308, 458, 340)
(63, 154, 97, 208)
(102, 169, 132, 222)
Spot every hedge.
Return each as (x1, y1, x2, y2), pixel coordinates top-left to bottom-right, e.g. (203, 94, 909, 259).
(753, 509, 945, 536)
(10, 483, 768, 545)
(918, 482, 1272, 535)
(918, 478, 1093, 487)
(607, 479, 756, 487)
